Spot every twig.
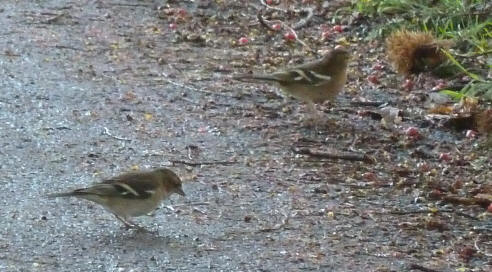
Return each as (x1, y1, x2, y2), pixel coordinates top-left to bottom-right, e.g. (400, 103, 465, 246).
(474, 236, 492, 257)
(388, 209, 478, 220)
(177, 202, 210, 207)
(0, 255, 57, 266)
(170, 160, 237, 166)
(344, 182, 392, 189)
(256, 12, 315, 54)
(350, 101, 386, 107)
(389, 209, 436, 215)
(102, 127, 131, 142)
(0, 31, 20, 36)
(161, 72, 237, 98)
(292, 147, 374, 163)
(441, 195, 490, 208)
(280, 23, 314, 53)
(257, 213, 289, 233)
(258, 7, 314, 30)
(259, 0, 287, 12)
(164, 202, 210, 211)
(292, 8, 314, 30)
(52, 45, 85, 51)
(52, 5, 73, 11)
(41, 12, 66, 24)
(408, 264, 441, 272)
(107, 3, 151, 7)
(257, 12, 276, 31)
(446, 210, 478, 220)
(1, 50, 20, 57)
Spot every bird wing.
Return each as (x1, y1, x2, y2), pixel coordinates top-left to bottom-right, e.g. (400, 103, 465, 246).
(272, 69, 332, 86)
(88, 173, 159, 199)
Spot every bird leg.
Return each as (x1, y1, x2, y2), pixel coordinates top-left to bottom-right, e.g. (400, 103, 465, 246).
(302, 102, 322, 127)
(113, 214, 156, 233)
(113, 214, 145, 231)
(114, 214, 136, 228)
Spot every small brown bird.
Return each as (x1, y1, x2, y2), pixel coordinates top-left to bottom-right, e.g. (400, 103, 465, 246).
(234, 48, 350, 118)
(47, 168, 185, 230)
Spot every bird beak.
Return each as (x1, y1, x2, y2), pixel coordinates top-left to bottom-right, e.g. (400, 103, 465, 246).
(175, 187, 186, 197)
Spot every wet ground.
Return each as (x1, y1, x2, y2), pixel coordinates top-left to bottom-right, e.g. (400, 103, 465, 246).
(0, 1, 490, 271)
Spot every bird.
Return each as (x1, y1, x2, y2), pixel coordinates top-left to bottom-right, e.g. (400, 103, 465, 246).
(234, 48, 350, 121)
(47, 168, 185, 230)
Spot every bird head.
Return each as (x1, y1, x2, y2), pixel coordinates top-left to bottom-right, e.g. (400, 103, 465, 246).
(154, 168, 186, 196)
(324, 48, 350, 66)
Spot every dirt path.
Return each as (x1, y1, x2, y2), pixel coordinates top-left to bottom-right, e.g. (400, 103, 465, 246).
(1, 1, 490, 271)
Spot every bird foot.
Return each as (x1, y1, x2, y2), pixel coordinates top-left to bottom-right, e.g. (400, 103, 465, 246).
(301, 117, 318, 128)
(114, 214, 152, 233)
(120, 223, 156, 233)
(301, 115, 339, 131)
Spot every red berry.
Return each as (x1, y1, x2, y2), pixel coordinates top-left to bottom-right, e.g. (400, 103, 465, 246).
(465, 130, 477, 138)
(367, 74, 380, 84)
(405, 127, 420, 138)
(459, 246, 476, 262)
(439, 153, 452, 162)
(432, 81, 447, 91)
(372, 63, 384, 71)
(362, 172, 377, 181)
(272, 24, 282, 31)
(334, 45, 345, 50)
(402, 79, 414, 91)
(418, 162, 430, 172)
(169, 23, 177, 30)
(332, 25, 343, 33)
(238, 37, 249, 45)
(177, 8, 187, 17)
(321, 31, 331, 40)
(431, 189, 443, 196)
(284, 31, 296, 41)
(265, 0, 274, 5)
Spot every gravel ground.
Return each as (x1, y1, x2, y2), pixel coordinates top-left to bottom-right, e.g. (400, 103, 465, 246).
(1, 1, 490, 271)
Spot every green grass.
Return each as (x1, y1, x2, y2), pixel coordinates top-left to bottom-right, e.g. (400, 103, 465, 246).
(353, 0, 491, 53)
(440, 81, 492, 101)
(352, 0, 491, 101)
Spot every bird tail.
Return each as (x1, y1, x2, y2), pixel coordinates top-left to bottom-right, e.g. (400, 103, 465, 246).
(233, 74, 280, 82)
(45, 190, 88, 198)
